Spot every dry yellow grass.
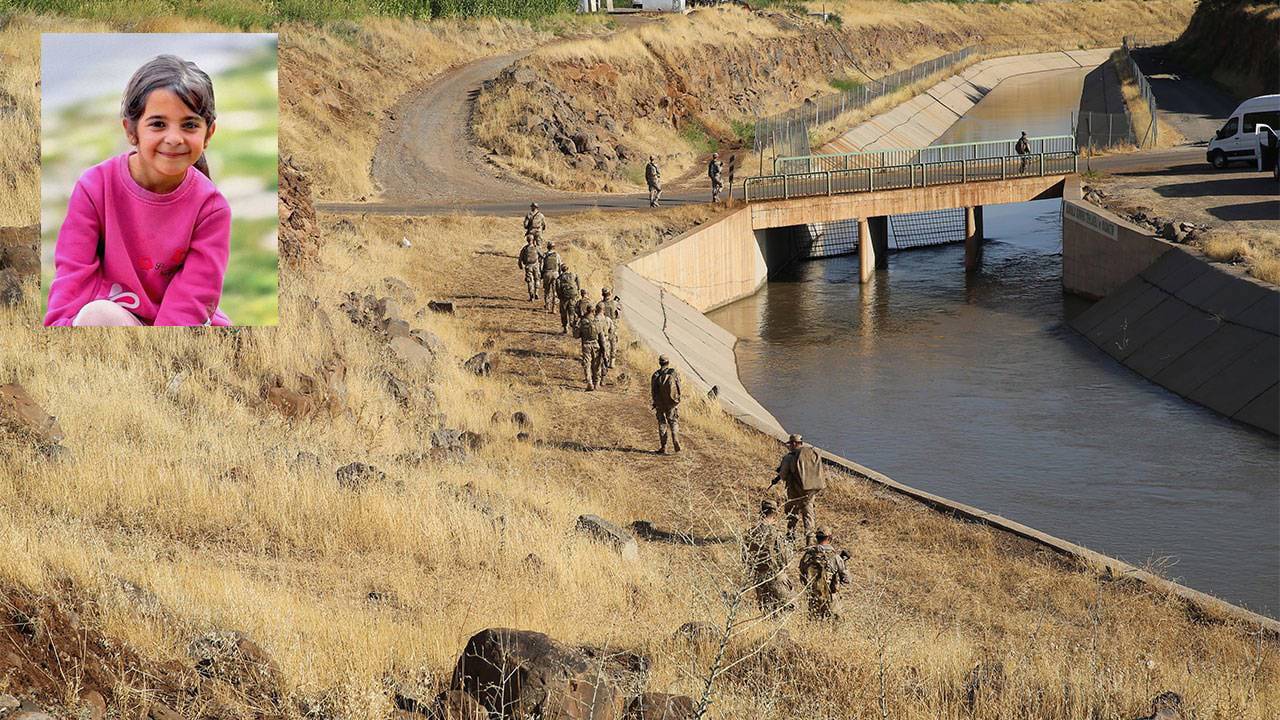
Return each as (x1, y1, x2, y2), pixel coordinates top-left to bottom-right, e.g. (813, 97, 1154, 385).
(2, 6, 1278, 720)
(1110, 48, 1185, 149)
(1199, 228, 1280, 286)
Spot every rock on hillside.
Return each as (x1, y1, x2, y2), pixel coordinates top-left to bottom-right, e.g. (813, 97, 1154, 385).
(278, 154, 321, 269)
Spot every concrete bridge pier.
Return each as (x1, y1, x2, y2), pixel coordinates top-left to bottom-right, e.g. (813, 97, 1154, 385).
(858, 216, 891, 282)
(964, 205, 985, 273)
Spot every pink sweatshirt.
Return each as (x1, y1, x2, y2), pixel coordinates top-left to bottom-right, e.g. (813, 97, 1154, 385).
(44, 152, 232, 327)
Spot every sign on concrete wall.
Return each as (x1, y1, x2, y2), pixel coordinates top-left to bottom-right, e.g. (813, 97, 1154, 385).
(1063, 201, 1118, 241)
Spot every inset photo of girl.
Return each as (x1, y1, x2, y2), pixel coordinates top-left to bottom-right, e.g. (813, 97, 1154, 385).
(41, 33, 278, 327)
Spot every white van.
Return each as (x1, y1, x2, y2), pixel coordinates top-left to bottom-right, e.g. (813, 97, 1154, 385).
(1207, 94, 1280, 169)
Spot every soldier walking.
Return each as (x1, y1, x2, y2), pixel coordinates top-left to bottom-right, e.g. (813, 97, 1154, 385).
(645, 156, 662, 208)
(600, 288, 621, 370)
(1015, 131, 1031, 173)
(578, 304, 606, 391)
(556, 263, 580, 334)
(769, 433, 825, 545)
(517, 235, 541, 302)
(650, 355, 682, 454)
(708, 152, 724, 203)
(540, 242, 560, 312)
(524, 202, 547, 244)
(797, 527, 850, 621)
(594, 301, 616, 386)
(742, 499, 794, 614)
(574, 288, 593, 327)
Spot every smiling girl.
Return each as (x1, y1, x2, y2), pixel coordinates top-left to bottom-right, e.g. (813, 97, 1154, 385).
(44, 54, 232, 327)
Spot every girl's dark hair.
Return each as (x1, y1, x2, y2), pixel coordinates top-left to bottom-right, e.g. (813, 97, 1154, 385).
(121, 54, 216, 179)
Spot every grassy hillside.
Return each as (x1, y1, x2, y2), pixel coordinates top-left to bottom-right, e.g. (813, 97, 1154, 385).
(1, 5, 1277, 720)
(472, 0, 1195, 192)
(1171, 0, 1280, 100)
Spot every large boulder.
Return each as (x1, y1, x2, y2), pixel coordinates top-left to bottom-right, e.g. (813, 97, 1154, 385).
(451, 628, 627, 720)
(623, 694, 696, 720)
(0, 383, 64, 446)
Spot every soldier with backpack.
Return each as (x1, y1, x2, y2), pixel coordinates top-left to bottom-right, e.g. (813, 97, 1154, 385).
(769, 433, 825, 546)
(742, 499, 794, 614)
(797, 526, 849, 621)
(600, 288, 621, 370)
(574, 289, 593, 325)
(650, 355, 682, 454)
(708, 152, 724, 203)
(594, 301, 616, 386)
(540, 242, 560, 312)
(524, 202, 546, 244)
(517, 235, 541, 302)
(578, 304, 607, 391)
(556, 264, 580, 334)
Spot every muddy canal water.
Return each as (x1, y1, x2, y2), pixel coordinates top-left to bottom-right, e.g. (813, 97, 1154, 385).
(708, 67, 1280, 615)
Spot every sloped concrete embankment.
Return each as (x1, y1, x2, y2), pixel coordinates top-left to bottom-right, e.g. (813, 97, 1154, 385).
(822, 48, 1114, 154)
(618, 205, 1280, 633)
(1064, 198, 1279, 435)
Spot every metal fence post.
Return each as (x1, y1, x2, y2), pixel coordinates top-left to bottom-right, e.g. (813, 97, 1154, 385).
(826, 172, 832, 196)
(1039, 153, 1044, 176)
(783, 175, 789, 200)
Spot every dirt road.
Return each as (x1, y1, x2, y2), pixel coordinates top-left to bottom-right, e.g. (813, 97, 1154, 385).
(1131, 46, 1237, 145)
(372, 51, 577, 205)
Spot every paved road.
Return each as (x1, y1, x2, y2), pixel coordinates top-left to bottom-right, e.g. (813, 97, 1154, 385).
(1131, 47, 1237, 145)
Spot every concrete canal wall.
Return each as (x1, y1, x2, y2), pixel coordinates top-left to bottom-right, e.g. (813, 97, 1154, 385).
(822, 48, 1114, 154)
(1064, 198, 1280, 435)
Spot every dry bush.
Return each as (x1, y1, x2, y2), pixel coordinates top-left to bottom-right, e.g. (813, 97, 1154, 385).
(1197, 228, 1280, 286)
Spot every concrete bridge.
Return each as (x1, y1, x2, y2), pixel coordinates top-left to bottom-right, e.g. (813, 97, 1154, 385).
(742, 136, 1078, 282)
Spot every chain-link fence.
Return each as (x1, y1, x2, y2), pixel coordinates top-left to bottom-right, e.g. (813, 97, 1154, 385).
(752, 46, 978, 164)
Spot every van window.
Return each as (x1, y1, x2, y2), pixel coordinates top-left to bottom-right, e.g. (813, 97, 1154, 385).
(1243, 111, 1280, 133)
(1219, 117, 1239, 139)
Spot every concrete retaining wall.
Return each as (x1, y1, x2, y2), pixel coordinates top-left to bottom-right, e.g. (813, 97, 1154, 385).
(626, 206, 765, 313)
(1066, 204, 1280, 435)
(1063, 197, 1171, 299)
(822, 48, 1114, 154)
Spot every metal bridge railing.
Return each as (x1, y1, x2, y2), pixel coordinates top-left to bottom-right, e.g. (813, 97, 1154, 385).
(743, 151, 1078, 203)
(773, 134, 1077, 174)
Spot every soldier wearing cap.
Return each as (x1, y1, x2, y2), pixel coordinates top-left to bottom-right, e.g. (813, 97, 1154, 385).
(645, 156, 662, 208)
(742, 498, 794, 614)
(600, 288, 621, 370)
(650, 355, 682, 454)
(517, 234, 541, 302)
(797, 526, 849, 621)
(524, 202, 546, 244)
(578, 302, 606, 391)
(540, 242, 560, 312)
(555, 263, 580, 334)
(708, 152, 724, 203)
(769, 433, 825, 545)
(594, 301, 616, 386)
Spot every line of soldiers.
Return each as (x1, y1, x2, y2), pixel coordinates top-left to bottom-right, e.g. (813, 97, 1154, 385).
(515, 202, 622, 392)
(520, 204, 842, 620)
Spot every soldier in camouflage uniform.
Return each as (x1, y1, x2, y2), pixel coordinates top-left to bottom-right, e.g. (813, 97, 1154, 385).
(540, 242, 560, 312)
(594, 301, 616, 386)
(600, 288, 621, 370)
(797, 526, 849, 621)
(769, 433, 825, 546)
(650, 355, 682, 454)
(578, 304, 606, 391)
(708, 152, 724, 203)
(645, 156, 662, 208)
(574, 288, 594, 325)
(742, 499, 794, 614)
(517, 235, 541, 302)
(524, 202, 547, 245)
(556, 263, 580, 334)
